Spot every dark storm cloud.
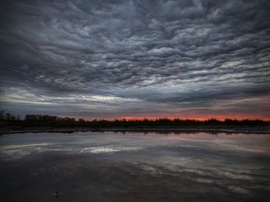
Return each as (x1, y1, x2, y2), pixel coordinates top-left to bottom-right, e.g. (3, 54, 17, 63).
(0, 0, 270, 118)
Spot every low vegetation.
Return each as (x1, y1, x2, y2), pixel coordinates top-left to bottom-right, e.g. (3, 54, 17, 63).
(0, 111, 269, 129)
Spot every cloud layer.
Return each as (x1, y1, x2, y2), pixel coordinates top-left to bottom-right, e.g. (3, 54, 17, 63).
(1, 0, 270, 119)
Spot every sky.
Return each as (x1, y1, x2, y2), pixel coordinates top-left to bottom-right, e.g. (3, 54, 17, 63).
(0, 0, 270, 120)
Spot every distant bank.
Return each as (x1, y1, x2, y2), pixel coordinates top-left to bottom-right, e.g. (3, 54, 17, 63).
(1, 126, 270, 135)
(1, 112, 270, 135)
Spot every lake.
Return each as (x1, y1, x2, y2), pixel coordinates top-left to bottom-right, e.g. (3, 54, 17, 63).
(0, 132, 269, 202)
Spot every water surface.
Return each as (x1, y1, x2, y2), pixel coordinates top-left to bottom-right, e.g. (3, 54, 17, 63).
(0, 132, 269, 202)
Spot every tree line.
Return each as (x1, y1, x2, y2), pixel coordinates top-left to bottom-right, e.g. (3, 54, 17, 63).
(0, 111, 269, 128)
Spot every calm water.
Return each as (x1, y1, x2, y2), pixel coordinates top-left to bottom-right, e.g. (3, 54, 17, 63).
(0, 132, 269, 202)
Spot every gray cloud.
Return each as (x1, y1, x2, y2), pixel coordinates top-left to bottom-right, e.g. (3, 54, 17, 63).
(0, 0, 270, 119)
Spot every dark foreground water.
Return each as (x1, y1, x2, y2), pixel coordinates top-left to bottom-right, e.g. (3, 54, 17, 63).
(0, 132, 269, 202)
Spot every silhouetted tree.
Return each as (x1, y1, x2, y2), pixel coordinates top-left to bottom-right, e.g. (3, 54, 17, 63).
(0, 111, 5, 120)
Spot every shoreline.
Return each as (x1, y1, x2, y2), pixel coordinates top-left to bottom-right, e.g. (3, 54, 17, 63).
(1, 126, 270, 135)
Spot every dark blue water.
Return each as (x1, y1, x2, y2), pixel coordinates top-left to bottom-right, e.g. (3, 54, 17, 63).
(0, 132, 269, 202)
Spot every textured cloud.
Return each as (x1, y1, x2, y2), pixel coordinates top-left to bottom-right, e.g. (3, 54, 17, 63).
(0, 0, 270, 119)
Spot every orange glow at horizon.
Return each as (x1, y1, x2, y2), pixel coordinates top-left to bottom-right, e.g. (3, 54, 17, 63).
(82, 114, 270, 121)
(119, 116, 270, 121)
